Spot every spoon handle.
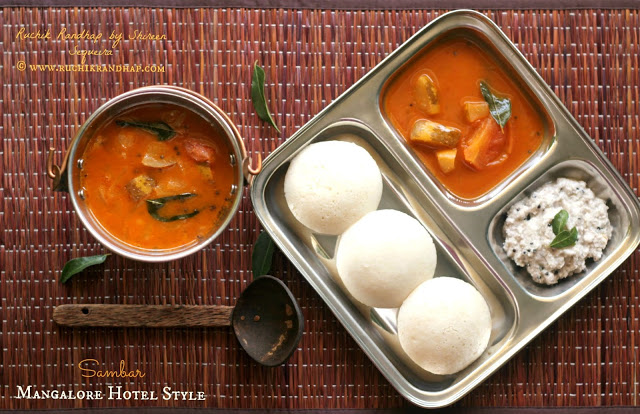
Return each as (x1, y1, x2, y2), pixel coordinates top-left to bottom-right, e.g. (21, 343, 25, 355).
(53, 304, 234, 328)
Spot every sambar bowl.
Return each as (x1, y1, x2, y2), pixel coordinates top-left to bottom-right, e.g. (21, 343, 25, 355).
(47, 86, 261, 262)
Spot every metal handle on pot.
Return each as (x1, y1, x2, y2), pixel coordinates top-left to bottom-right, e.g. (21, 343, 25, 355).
(209, 102, 263, 185)
(46, 144, 73, 192)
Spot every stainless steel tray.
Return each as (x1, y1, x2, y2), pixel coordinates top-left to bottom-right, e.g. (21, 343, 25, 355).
(250, 10, 640, 408)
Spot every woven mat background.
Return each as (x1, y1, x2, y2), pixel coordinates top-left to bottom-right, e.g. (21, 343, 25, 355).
(1, 7, 639, 410)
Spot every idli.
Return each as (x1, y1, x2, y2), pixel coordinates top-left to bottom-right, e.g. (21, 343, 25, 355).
(284, 141, 382, 235)
(336, 209, 436, 308)
(398, 277, 491, 375)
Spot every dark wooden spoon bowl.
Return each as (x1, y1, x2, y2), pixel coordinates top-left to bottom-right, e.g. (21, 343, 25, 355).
(231, 275, 304, 366)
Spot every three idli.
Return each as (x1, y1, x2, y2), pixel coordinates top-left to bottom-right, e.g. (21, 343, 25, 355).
(284, 141, 383, 235)
(336, 209, 437, 308)
(398, 277, 491, 375)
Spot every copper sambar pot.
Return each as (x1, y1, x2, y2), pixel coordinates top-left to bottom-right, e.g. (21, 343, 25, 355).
(47, 86, 261, 262)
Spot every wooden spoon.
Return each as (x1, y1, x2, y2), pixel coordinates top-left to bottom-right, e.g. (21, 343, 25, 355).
(53, 275, 304, 367)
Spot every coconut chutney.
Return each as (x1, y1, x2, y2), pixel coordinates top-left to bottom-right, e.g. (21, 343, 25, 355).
(503, 178, 612, 285)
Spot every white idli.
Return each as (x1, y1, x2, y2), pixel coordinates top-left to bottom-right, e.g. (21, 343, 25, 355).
(336, 209, 436, 308)
(284, 141, 382, 235)
(398, 277, 491, 375)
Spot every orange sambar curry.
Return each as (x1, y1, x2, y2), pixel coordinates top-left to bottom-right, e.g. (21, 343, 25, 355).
(80, 104, 235, 250)
(383, 35, 548, 200)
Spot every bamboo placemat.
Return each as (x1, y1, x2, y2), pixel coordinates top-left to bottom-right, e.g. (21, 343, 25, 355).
(5, 1, 640, 9)
(1, 7, 639, 410)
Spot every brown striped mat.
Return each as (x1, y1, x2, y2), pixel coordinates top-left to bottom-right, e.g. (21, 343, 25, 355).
(1, 7, 640, 411)
(4, 1, 640, 9)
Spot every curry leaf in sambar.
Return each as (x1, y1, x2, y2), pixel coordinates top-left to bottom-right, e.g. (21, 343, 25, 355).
(116, 120, 176, 141)
(146, 193, 200, 222)
(479, 81, 511, 131)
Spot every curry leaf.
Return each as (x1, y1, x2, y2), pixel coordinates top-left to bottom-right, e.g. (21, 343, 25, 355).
(551, 209, 569, 235)
(252, 231, 276, 279)
(550, 227, 578, 249)
(479, 81, 511, 131)
(60, 254, 110, 284)
(251, 62, 281, 132)
(146, 193, 200, 222)
(116, 120, 176, 141)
